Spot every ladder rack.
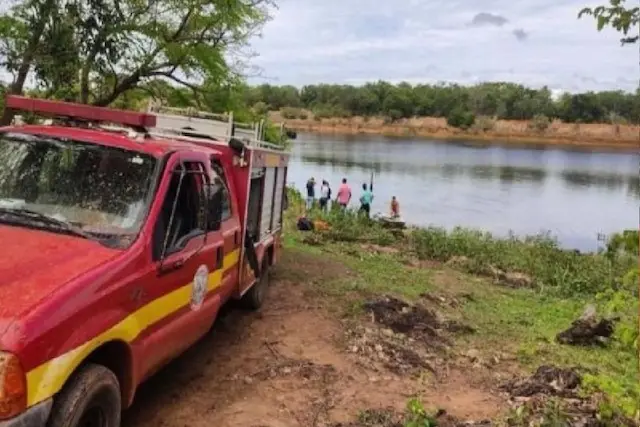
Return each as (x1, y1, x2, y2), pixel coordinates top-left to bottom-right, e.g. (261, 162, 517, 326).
(146, 103, 286, 151)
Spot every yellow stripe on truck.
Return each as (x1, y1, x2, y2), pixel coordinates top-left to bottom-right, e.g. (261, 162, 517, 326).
(26, 249, 240, 407)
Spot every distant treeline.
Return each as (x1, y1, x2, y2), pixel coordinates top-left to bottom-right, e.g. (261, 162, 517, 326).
(241, 82, 640, 125)
(3, 78, 638, 129)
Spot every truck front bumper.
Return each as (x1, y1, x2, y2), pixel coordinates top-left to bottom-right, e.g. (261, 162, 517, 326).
(0, 399, 52, 427)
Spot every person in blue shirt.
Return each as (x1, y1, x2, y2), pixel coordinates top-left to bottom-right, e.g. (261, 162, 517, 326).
(358, 183, 373, 218)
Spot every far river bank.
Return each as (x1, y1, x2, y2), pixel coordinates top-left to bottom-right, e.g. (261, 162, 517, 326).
(275, 115, 640, 152)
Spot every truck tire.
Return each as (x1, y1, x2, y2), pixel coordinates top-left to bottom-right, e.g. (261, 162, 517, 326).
(240, 258, 270, 310)
(47, 364, 121, 427)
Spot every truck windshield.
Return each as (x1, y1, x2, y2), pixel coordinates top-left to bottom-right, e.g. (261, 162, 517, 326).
(0, 132, 158, 248)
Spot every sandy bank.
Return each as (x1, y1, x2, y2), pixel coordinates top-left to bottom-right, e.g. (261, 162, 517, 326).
(273, 115, 640, 152)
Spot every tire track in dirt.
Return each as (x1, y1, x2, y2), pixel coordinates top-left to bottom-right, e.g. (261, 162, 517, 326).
(122, 251, 503, 427)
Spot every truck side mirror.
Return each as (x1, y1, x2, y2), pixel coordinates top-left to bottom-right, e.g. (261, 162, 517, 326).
(206, 183, 223, 231)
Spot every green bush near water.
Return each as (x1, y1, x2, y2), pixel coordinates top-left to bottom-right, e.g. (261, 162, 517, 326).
(410, 226, 636, 297)
(311, 207, 397, 246)
(299, 196, 636, 297)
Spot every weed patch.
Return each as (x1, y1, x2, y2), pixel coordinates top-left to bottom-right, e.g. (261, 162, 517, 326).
(331, 399, 491, 427)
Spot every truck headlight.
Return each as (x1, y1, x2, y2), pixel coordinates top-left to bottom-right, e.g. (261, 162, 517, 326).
(0, 351, 26, 420)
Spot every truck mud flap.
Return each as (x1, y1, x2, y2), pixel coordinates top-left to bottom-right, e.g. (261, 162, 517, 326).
(244, 231, 261, 278)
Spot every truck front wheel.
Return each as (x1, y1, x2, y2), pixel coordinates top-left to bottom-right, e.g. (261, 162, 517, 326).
(47, 364, 121, 427)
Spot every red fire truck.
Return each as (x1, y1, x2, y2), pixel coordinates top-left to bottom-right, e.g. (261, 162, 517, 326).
(0, 96, 289, 427)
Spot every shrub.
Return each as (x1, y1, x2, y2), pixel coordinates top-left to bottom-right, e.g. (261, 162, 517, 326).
(262, 119, 290, 147)
(604, 229, 639, 259)
(472, 115, 495, 132)
(385, 109, 403, 123)
(446, 108, 475, 129)
(252, 101, 269, 116)
(608, 111, 628, 125)
(582, 373, 640, 422)
(311, 104, 351, 119)
(286, 186, 304, 206)
(312, 106, 333, 120)
(311, 209, 396, 246)
(404, 399, 437, 427)
(281, 107, 303, 119)
(529, 114, 551, 132)
(409, 227, 633, 296)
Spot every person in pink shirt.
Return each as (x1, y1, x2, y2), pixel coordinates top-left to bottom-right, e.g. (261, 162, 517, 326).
(336, 178, 352, 210)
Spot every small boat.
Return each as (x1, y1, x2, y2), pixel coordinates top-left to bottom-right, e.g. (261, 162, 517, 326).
(376, 215, 406, 229)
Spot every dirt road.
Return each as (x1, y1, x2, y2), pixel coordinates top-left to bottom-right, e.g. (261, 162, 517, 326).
(122, 251, 503, 427)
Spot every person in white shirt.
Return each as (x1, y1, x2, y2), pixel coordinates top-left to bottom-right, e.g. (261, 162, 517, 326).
(319, 180, 331, 212)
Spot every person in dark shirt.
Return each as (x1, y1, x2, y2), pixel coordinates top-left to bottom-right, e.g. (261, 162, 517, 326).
(305, 177, 316, 210)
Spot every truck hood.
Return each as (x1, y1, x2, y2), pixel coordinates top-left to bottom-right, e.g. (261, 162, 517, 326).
(0, 224, 121, 330)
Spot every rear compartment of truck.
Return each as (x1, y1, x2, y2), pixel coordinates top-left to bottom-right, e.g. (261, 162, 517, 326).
(247, 165, 287, 242)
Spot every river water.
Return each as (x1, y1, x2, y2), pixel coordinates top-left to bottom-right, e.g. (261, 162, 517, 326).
(287, 133, 639, 251)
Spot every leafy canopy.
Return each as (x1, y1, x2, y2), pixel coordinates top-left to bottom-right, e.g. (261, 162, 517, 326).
(0, 0, 274, 107)
(579, 0, 639, 44)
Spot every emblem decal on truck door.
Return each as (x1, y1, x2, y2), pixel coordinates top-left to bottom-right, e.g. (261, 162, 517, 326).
(191, 264, 209, 310)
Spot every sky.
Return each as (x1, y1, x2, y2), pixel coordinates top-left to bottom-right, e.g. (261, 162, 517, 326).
(248, 0, 640, 93)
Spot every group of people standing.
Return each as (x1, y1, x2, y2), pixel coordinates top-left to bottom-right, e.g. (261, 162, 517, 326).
(305, 177, 380, 218)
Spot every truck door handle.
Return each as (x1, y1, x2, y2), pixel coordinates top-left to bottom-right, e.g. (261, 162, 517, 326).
(216, 247, 224, 270)
(157, 258, 186, 276)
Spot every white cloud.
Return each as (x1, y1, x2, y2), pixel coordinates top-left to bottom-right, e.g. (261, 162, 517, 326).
(248, 0, 639, 92)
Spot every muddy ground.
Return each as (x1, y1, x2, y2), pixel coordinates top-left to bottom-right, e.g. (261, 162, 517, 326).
(120, 251, 535, 427)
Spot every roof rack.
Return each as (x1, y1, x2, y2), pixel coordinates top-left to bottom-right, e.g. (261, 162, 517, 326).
(6, 95, 156, 131)
(146, 103, 286, 151)
(3, 95, 287, 151)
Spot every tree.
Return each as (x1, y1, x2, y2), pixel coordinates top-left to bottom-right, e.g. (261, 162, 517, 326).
(251, 101, 268, 115)
(579, 0, 639, 44)
(0, 0, 274, 124)
(446, 108, 475, 129)
(246, 81, 640, 125)
(0, 0, 57, 123)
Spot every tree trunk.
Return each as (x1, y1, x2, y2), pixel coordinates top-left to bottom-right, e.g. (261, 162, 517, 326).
(91, 72, 141, 107)
(80, 35, 105, 104)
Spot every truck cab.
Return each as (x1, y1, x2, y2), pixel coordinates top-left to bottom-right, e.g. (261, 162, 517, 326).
(0, 96, 289, 427)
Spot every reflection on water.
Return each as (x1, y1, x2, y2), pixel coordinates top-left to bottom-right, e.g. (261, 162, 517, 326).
(302, 152, 640, 194)
(561, 171, 640, 194)
(288, 133, 639, 251)
(302, 155, 552, 185)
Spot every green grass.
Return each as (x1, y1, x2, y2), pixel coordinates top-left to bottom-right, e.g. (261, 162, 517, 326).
(460, 287, 637, 400)
(284, 189, 639, 420)
(333, 248, 434, 298)
(410, 227, 635, 297)
(296, 197, 636, 298)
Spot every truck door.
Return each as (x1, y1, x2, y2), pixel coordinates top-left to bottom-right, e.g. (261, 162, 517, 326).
(136, 152, 226, 381)
(209, 158, 241, 299)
